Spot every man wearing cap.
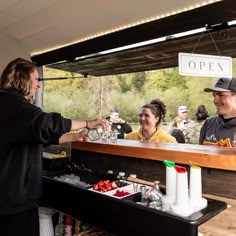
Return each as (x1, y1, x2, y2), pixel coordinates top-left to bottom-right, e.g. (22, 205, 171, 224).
(177, 105, 196, 143)
(178, 106, 195, 127)
(199, 77, 236, 147)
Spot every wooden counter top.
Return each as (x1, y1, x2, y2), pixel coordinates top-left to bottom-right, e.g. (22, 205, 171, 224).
(199, 194, 236, 236)
(72, 140, 236, 171)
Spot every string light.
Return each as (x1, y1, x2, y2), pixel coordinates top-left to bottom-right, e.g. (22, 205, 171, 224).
(31, 0, 221, 56)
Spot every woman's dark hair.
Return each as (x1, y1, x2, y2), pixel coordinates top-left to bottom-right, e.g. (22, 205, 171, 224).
(142, 99, 166, 127)
(195, 105, 209, 122)
(0, 58, 37, 97)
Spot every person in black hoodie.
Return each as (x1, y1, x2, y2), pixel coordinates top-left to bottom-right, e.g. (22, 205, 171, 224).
(199, 77, 236, 147)
(0, 58, 109, 236)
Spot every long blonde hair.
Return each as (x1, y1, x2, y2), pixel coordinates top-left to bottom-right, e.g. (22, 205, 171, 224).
(172, 116, 185, 128)
(0, 58, 37, 97)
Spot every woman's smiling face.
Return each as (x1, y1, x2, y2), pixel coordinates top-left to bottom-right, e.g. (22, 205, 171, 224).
(25, 69, 40, 100)
(139, 107, 159, 131)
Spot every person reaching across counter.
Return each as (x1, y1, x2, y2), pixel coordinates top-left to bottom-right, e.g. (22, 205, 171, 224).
(199, 77, 236, 147)
(125, 99, 176, 143)
(0, 58, 109, 236)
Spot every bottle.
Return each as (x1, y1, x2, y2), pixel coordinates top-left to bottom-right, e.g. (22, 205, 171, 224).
(129, 174, 138, 192)
(74, 219, 81, 234)
(117, 172, 126, 187)
(64, 216, 73, 236)
(54, 213, 64, 236)
(147, 181, 163, 203)
(140, 185, 148, 206)
(118, 172, 125, 180)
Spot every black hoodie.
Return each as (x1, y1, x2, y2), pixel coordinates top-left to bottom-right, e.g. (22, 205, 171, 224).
(0, 89, 71, 215)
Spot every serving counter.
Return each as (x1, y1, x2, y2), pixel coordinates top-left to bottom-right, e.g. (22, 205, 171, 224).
(40, 140, 236, 236)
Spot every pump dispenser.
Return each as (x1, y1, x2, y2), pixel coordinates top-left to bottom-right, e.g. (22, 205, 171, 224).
(161, 160, 176, 212)
(189, 162, 207, 211)
(171, 165, 194, 217)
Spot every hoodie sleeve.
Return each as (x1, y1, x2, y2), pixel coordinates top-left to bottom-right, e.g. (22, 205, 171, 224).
(14, 105, 72, 145)
(28, 111, 72, 145)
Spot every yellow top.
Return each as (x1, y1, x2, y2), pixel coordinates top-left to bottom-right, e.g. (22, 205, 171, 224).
(125, 128, 176, 143)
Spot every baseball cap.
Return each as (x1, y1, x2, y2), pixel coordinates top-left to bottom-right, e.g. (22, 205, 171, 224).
(178, 105, 188, 113)
(204, 77, 236, 92)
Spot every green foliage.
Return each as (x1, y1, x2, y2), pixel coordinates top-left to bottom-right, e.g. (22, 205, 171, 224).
(132, 71, 146, 92)
(163, 68, 188, 90)
(114, 74, 133, 93)
(143, 70, 166, 91)
(184, 76, 215, 118)
(110, 91, 146, 123)
(42, 59, 236, 123)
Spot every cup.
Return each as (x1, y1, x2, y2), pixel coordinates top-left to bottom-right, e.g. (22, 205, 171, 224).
(140, 185, 148, 206)
(101, 131, 110, 143)
(88, 128, 101, 141)
(232, 133, 236, 147)
(149, 201, 162, 210)
(110, 130, 118, 143)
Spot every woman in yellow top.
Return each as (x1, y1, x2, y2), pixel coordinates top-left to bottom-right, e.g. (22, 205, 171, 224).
(125, 99, 176, 143)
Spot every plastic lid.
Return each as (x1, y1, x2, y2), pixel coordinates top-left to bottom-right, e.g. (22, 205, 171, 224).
(163, 160, 175, 167)
(107, 169, 113, 174)
(174, 165, 186, 173)
(154, 181, 160, 185)
(130, 174, 137, 178)
(65, 216, 72, 224)
(119, 172, 125, 177)
(81, 225, 87, 231)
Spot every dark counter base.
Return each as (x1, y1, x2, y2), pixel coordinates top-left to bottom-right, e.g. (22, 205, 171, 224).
(71, 149, 236, 199)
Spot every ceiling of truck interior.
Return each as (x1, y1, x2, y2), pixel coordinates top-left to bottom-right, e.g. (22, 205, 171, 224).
(1, 0, 236, 76)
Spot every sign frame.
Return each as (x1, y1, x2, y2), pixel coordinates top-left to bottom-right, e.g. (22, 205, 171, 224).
(178, 52, 232, 78)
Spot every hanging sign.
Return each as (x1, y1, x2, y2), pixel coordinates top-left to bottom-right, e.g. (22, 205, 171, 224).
(178, 52, 232, 78)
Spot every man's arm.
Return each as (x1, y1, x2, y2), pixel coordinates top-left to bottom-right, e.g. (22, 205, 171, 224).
(71, 118, 108, 131)
(59, 130, 88, 143)
(123, 122, 132, 134)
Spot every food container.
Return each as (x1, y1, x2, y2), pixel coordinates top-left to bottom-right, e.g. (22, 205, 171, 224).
(43, 143, 71, 172)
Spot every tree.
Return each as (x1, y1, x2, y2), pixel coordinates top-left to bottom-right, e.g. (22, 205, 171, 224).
(42, 59, 236, 123)
(143, 70, 166, 92)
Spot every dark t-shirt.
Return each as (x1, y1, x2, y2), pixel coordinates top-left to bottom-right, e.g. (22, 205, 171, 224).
(111, 122, 132, 139)
(170, 129, 185, 143)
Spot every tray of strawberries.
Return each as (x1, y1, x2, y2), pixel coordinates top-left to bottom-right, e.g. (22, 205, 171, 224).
(90, 179, 147, 199)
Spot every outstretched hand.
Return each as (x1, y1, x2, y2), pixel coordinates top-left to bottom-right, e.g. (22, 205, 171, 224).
(87, 118, 110, 131)
(59, 130, 89, 143)
(76, 129, 89, 141)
